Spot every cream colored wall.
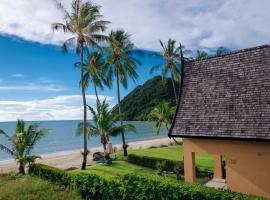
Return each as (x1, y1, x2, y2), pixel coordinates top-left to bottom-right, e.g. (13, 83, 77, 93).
(183, 138, 270, 199)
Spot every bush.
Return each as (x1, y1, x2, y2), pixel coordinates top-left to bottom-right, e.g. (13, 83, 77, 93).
(119, 174, 256, 200)
(29, 163, 71, 187)
(156, 161, 167, 176)
(128, 154, 183, 172)
(72, 173, 121, 200)
(28, 164, 263, 200)
(128, 154, 213, 178)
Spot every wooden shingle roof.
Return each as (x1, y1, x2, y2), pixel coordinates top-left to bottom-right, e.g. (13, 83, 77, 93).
(169, 44, 270, 140)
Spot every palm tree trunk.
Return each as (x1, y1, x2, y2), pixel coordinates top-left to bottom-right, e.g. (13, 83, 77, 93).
(170, 71, 178, 104)
(102, 142, 107, 154)
(81, 43, 88, 170)
(19, 162, 25, 175)
(116, 70, 128, 156)
(94, 84, 99, 102)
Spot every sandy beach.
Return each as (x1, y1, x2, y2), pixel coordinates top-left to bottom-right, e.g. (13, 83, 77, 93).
(0, 137, 175, 173)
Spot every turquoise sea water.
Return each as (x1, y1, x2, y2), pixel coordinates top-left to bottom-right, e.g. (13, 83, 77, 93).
(0, 120, 167, 161)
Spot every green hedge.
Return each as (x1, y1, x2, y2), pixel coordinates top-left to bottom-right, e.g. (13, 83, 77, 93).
(128, 154, 213, 178)
(127, 153, 183, 171)
(72, 173, 121, 200)
(119, 174, 254, 200)
(29, 164, 264, 200)
(73, 173, 258, 200)
(29, 163, 71, 187)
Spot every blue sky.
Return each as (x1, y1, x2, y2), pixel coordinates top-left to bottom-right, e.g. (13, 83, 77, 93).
(0, 0, 270, 121)
(0, 35, 162, 121)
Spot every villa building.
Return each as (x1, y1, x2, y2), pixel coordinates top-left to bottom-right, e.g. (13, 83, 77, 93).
(169, 44, 270, 198)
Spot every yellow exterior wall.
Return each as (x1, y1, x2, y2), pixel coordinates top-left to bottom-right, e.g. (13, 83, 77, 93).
(183, 138, 270, 198)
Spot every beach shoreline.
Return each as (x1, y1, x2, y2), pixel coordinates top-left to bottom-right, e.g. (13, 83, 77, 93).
(0, 137, 176, 173)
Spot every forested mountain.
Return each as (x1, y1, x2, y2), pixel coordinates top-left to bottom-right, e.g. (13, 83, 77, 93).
(111, 76, 179, 121)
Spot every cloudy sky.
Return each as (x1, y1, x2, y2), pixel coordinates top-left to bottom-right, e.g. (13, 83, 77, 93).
(0, 0, 270, 121)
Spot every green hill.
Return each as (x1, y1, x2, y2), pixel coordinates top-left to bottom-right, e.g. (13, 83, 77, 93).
(112, 76, 179, 121)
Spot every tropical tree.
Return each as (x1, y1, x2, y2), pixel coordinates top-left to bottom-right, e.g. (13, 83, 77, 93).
(216, 47, 229, 56)
(105, 30, 141, 156)
(195, 50, 208, 59)
(77, 99, 136, 153)
(150, 39, 181, 104)
(148, 101, 175, 135)
(75, 51, 112, 101)
(52, 0, 109, 169)
(0, 120, 49, 174)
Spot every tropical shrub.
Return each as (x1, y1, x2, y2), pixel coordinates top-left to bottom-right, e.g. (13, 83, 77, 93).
(156, 160, 167, 176)
(72, 173, 121, 200)
(29, 164, 263, 200)
(29, 163, 71, 187)
(128, 154, 183, 172)
(119, 174, 259, 200)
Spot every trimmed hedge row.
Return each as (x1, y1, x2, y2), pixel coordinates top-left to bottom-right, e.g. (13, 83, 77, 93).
(127, 154, 213, 178)
(29, 163, 71, 187)
(127, 153, 183, 171)
(73, 173, 258, 200)
(29, 164, 264, 200)
(73, 173, 121, 200)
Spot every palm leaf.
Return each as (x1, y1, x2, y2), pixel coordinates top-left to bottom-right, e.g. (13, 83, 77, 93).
(0, 144, 14, 156)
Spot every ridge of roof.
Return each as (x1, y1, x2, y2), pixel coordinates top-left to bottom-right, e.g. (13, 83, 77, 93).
(187, 44, 270, 63)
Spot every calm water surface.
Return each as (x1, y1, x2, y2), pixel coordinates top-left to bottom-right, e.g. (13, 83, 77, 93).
(0, 120, 167, 161)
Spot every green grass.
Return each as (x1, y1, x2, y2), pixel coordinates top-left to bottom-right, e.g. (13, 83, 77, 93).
(0, 173, 82, 200)
(70, 161, 180, 181)
(112, 146, 214, 170)
(70, 146, 213, 184)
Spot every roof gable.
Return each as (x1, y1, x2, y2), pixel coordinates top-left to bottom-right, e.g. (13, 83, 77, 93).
(169, 44, 270, 140)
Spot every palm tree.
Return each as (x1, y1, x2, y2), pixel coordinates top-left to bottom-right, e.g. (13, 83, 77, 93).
(216, 47, 229, 56)
(148, 101, 175, 135)
(52, 0, 109, 169)
(0, 120, 49, 174)
(195, 50, 208, 59)
(105, 29, 141, 156)
(76, 51, 112, 102)
(150, 39, 181, 104)
(77, 99, 136, 153)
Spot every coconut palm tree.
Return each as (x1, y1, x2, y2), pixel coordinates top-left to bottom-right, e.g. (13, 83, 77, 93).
(195, 50, 208, 59)
(77, 99, 136, 153)
(52, 0, 109, 169)
(216, 47, 229, 56)
(148, 101, 175, 135)
(0, 120, 49, 174)
(105, 29, 141, 156)
(150, 39, 181, 104)
(75, 51, 112, 102)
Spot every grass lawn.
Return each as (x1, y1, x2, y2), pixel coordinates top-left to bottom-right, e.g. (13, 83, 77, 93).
(70, 161, 183, 182)
(112, 145, 214, 170)
(0, 173, 82, 200)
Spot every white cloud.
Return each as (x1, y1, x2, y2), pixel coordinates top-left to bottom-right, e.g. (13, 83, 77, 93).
(0, 0, 269, 50)
(10, 73, 25, 78)
(0, 83, 66, 92)
(0, 95, 115, 122)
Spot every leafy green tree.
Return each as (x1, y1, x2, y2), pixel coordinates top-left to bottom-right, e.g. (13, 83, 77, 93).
(52, 0, 109, 169)
(216, 46, 229, 56)
(77, 99, 136, 153)
(148, 101, 175, 135)
(105, 30, 141, 156)
(195, 50, 208, 59)
(150, 39, 181, 104)
(0, 120, 49, 174)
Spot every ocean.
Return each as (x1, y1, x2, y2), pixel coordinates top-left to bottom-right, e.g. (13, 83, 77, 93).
(0, 120, 168, 161)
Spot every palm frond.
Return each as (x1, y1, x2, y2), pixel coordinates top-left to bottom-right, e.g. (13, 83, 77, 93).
(0, 129, 12, 141)
(0, 144, 14, 156)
